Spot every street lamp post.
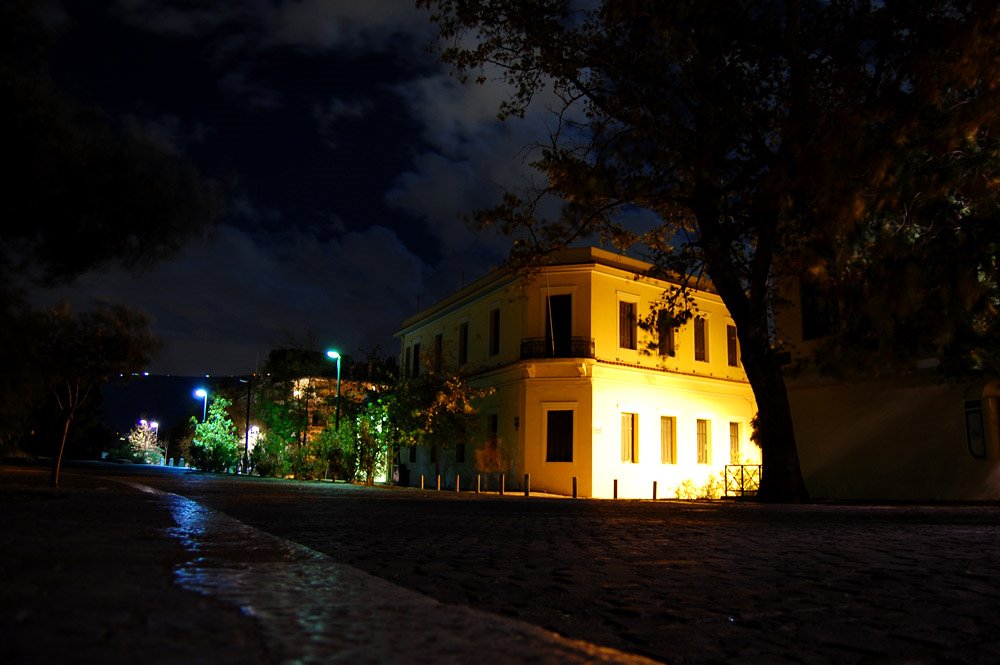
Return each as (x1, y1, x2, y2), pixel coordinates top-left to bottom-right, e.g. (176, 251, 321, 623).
(150, 421, 160, 463)
(194, 388, 208, 422)
(326, 350, 342, 430)
(239, 375, 253, 474)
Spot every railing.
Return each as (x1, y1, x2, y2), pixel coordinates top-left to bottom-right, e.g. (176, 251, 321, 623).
(520, 337, 596, 360)
(724, 464, 761, 498)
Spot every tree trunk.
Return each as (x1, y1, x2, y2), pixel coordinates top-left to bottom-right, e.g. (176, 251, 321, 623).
(738, 337, 810, 502)
(50, 413, 73, 488)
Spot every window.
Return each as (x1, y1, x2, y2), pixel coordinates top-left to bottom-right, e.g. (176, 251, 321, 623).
(697, 419, 711, 464)
(404, 346, 411, 378)
(411, 342, 421, 377)
(657, 311, 675, 357)
(455, 442, 466, 463)
(729, 422, 740, 464)
(546, 410, 573, 462)
(621, 412, 638, 463)
(619, 301, 637, 350)
(726, 325, 739, 367)
(660, 416, 676, 464)
(433, 333, 443, 373)
(409, 445, 416, 463)
(487, 413, 499, 450)
(489, 307, 501, 356)
(458, 322, 469, 365)
(694, 317, 708, 362)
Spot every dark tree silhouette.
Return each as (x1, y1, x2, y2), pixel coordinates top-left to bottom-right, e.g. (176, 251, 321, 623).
(39, 303, 159, 487)
(420, 0, 1000, 500)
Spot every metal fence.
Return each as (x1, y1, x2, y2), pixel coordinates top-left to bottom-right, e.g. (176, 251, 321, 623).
(724, 464, 761, 498)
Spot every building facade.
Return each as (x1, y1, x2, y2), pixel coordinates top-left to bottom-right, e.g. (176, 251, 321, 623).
(396, 247, 760, 499)
(777, 280, 1000, 500)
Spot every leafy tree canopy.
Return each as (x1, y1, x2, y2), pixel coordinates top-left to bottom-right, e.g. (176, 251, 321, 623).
(0, 0, 225, 287)
(421, 0, 1000, 500)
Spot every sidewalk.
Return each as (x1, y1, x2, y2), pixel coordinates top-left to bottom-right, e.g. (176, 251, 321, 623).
(0, 465, 656, 664)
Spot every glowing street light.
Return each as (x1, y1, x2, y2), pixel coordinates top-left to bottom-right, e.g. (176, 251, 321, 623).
(326, 350, 342, 430)
(193, 388, 208, 422)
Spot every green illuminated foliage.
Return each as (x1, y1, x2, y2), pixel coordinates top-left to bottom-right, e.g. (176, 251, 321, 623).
(190, 396, 240, 474)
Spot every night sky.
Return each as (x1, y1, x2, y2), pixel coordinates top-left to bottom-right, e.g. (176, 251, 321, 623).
(26, 0, 554, 376)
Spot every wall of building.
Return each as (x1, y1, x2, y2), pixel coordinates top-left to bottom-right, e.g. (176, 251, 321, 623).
(790, 374, 1000, 500)
(520, 361, 595, 496)
(396, 247, 760, 498)
(589, 364, 758, 499)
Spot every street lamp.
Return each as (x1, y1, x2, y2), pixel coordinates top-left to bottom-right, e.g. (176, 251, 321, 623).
(193, 388, 208, 422)
(239, 375, 253, 474)
(149, 421, 161, 463)
(326, 350, 342, 430)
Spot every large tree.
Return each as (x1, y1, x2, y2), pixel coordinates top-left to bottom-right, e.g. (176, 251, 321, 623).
(420, 0, 1000, 500)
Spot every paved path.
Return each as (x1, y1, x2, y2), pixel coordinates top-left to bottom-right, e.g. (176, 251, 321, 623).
(4, 463, 1000, 664)
(0, 464, 655, 664)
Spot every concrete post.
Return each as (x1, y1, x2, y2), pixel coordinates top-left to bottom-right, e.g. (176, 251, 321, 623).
(436, 474, 441, 491)
(613, 478, 618, 499)
(455, 474, 460, 493)
(524, 473, 530, 496)
(572, 476, 578, 499)
(500, 473, 505, 495)
(653, 480, 658, 500)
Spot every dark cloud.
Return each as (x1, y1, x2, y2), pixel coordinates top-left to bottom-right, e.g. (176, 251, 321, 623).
(27, 1, 559, 375)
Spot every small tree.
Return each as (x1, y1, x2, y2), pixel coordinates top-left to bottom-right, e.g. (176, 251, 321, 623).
(121, 419, 164, 464)
(38, 302, 159, 487)
(385, 370, 494, 479)
(189, 396, 239, 473)
(356, 398, 390, 485)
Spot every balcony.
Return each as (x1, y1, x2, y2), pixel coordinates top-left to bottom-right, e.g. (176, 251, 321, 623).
(520, 337, 596, 360)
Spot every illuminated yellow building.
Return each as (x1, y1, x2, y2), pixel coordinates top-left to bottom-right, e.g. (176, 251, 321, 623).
(778, 280, 1000, 500)
(396, 247, 760, 498)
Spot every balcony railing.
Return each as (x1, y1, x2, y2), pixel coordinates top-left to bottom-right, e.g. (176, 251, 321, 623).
(520, 337, 596, 360)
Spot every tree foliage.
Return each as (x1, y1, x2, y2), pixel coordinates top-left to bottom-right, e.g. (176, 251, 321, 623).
(385, 370, 493, 469)
(0, 1, 225, 286)
(120, 420, 165, 465)
(420, 0, 1000, 500)
(190, 396, 240, 473)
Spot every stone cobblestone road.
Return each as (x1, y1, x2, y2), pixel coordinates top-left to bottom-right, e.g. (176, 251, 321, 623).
(121, 468, 1000, 665)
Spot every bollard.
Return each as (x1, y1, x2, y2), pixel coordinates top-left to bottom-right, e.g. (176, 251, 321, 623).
(524, 473, 530, 497)
(179, 457, 185, 468)
(420, 474, 425, 490)
(613, 478, 618, 499)
(456, 474, 460, 493)
(572, 476, 578, 499)
(500, 473, 505, 495)
(168, 458, 174, 467)
(476, 474, 481, 494)
(436, 474, 441, 491)
(653, 480, 658, 500)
